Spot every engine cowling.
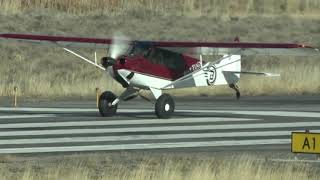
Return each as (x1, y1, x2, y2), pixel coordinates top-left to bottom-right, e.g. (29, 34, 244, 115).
(101, 57, 116, 68)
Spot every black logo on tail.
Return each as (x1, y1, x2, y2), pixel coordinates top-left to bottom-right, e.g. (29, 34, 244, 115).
(204, 65, 217, 86)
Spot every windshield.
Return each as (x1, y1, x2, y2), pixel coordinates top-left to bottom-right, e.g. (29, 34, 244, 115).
(127, 46, 150, 57)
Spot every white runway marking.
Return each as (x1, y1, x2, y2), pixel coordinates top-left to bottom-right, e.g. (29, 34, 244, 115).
(0, 130, 316, 145)
(0, 107, 318, 154)
(0, 117, 260, 129)
(0, 107, 319, 117)
(0, 139, 290, 154)
(0, 114, 55, 119)
(194, 110, 320, 118)
(0, 121, 319, 136)
(0, 107, 98, 112)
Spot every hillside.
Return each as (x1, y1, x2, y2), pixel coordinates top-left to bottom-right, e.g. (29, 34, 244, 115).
(0, 1, 319, 98)
(1, 0, 320, 17)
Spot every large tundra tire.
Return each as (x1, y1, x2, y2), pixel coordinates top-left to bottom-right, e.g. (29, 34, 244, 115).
(155, 94, 175, 119)
(98, 91, 118, 117)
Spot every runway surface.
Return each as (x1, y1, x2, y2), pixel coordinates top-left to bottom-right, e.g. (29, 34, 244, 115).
(0, 95, 319, 154)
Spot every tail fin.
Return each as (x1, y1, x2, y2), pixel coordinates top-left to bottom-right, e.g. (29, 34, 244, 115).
(215, 55, 280, 85)
(214, 55, 241, 85)
(163, 55, 242, 89)
(163, 54, 278, 89)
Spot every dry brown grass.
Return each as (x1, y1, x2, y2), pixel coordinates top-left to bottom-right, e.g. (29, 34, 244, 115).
(0, 46, 122, 98)
(0, 0, 319, 17)
(1, 44, 319, 98)
(0, 6, 319, 98)
(0, 153, 317, 180)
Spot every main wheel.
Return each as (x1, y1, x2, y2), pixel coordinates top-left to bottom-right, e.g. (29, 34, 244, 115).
(98, 91, 118, 117)
(155, 94, 175, 119)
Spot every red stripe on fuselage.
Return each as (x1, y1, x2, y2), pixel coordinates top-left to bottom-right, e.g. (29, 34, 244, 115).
(113, 55, 199, 81)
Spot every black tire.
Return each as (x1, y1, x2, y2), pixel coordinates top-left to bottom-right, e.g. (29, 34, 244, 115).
(98, 91, 118, 117)
(155, 94, 175, 119)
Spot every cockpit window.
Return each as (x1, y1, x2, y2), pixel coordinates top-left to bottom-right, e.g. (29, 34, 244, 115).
(128, 46, 149, 57)
(127, 46, 186, 72)
(145, 48, 186, 72)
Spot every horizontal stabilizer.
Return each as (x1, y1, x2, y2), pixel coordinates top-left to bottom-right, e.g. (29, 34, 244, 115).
(223, 71, 280, 77)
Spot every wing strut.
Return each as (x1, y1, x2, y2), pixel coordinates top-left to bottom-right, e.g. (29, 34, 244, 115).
(62, 47, 105, 70)
(94, 51, 97, 65)
(200, 54, 203, 67)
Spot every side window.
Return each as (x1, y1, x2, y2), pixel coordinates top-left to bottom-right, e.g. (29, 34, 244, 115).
(163, 51, 175, 68)
(145, 48, 186, 72)
(147, 49, 158, 64)
(162, 50, 185, 71)
(156, 51, 164, 64)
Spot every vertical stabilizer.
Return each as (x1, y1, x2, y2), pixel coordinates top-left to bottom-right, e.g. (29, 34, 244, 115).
(213, 55, 241, 85)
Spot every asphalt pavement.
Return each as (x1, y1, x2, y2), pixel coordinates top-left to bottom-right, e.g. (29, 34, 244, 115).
(0, 95, 319, 157)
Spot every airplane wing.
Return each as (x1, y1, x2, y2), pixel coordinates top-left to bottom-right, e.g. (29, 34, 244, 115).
(0, 33, 319, 56)
(147, 40, 319, 56)
(0, 33, 113, 48)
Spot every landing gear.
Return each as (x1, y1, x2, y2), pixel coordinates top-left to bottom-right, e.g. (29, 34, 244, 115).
(98, 91, 118, 117)
(229, 84, 240, 100)
(155, 94, 175, 119)
(98, 88, 175, 119)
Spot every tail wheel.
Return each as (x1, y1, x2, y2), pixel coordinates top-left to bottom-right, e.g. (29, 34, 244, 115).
(98, 91, 118, 117)
(155, 94, 175, 119)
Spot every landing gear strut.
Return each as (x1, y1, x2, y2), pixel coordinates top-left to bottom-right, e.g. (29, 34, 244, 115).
(155, 94, 175, 119)
(229, 84, 240, 100)
(98, 91, 118, 117)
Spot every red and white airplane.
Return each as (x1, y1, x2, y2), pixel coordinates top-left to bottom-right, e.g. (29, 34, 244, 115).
(0, 33, 319, 118)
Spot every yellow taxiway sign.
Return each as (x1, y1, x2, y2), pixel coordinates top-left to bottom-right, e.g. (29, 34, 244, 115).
(292, 132, 320, 154)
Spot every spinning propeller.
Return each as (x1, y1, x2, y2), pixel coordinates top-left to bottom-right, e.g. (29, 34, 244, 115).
(101, 33, 131, 68)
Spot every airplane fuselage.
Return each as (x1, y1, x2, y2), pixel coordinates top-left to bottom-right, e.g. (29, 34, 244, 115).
(110, 47, 200, 89)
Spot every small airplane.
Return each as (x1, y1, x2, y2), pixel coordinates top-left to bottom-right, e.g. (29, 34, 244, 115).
(0, 33, 319, 118)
